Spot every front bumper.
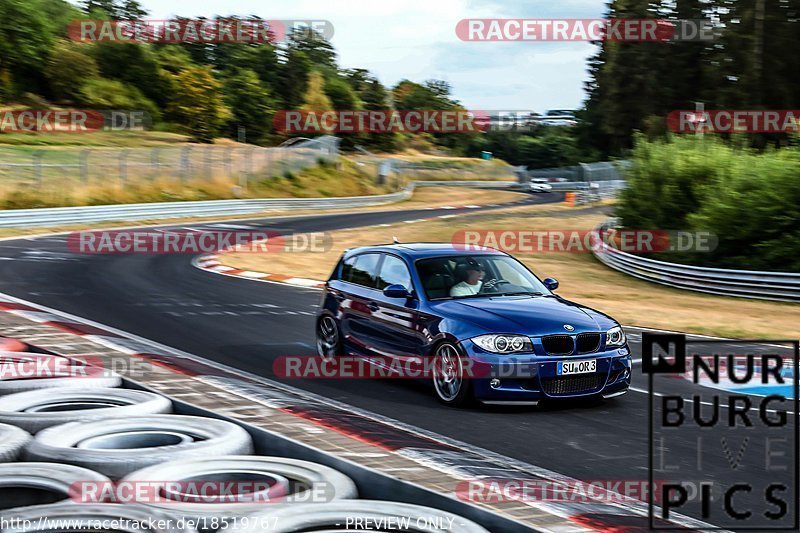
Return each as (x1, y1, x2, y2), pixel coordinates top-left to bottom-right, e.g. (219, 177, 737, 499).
(460, 340, 632, 403)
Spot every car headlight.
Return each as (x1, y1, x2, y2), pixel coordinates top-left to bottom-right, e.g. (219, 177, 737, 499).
(606, 326, 626, 347)
(472, 334, 533, 354)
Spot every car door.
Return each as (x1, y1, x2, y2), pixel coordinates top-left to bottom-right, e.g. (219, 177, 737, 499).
(337, 253, 385, 357)
(369, 254, 426, 371)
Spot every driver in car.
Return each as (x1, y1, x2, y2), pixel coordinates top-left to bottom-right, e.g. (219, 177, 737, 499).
(450, 260, 491, 297)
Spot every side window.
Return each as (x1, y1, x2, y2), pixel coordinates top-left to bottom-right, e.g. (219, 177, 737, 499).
(340, 255, 357, 281)
(349, 253, 381, 288)
(376, 254, 412, 290)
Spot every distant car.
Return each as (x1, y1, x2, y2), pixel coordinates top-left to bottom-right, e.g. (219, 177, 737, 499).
(528, 178, 553, 193)
(316, 244, 631, 407)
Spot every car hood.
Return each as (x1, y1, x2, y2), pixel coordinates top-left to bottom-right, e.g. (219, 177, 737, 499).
(431, 295, 616, 336)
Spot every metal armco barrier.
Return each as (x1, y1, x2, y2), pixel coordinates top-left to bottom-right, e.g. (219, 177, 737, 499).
(0, 181, 518, 228)
(592, 221, 800, 303)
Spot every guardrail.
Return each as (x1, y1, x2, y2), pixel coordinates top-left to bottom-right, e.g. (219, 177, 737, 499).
(0, 180, 520, 228)
(592, 220, 800, 303)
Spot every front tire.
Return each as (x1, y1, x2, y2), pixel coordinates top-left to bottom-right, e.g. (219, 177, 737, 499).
(432, 342, 473, 407)
(316, 315, 342, 360)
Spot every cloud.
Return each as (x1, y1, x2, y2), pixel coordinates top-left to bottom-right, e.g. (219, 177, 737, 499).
(128, 0, 604, 111)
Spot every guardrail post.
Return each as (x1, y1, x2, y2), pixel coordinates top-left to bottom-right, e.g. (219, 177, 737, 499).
(80, 150, 90, 184)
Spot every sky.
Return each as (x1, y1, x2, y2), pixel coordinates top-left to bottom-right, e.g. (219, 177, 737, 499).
(129, 0, 607, 113)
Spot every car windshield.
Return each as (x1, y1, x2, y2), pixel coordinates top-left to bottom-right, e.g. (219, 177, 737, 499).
(416, 255, 549, 300)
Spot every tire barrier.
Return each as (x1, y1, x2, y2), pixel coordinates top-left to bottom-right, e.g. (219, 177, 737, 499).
(0, 422, 31, 462)
(0, 503, 197, 533)
(0, 462, 111, 510)
(25, 415, 254, 479)
(120, 456, 357, 521)
(0, 388, 173, 433)
(222, 500, 490, 533)
(0, 357, 121, 396)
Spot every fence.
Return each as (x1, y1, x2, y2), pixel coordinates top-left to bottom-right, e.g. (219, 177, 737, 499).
(592, 220, 800, 303)
(0, 136, 340, 190)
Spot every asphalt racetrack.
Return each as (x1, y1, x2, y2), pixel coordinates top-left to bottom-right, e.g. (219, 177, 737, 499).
(0, 193, 796, 529)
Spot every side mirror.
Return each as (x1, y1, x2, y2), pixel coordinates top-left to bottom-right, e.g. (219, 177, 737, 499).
(543, 277, 559, 291)
(383, 284, 410, 299)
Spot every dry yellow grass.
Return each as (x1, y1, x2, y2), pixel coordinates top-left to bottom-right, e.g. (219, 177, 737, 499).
(225, 205, 800, 340)
(0, 187, 525, 239)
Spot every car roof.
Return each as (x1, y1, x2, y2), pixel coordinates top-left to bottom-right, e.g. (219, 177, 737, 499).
(343, 243, 506, 260)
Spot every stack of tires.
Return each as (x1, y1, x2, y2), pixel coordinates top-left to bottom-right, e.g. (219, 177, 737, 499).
(0, 340, 488, 532)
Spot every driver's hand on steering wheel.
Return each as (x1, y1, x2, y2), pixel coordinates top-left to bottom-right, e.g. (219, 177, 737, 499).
(482, 278, 499, 291)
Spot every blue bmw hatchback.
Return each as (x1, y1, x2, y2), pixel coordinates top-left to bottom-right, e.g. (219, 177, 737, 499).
(316, 243, 631, 407)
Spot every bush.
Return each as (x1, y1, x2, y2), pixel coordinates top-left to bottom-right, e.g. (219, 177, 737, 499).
(78, 78, 160, 120)
(617, 136, 800, 272)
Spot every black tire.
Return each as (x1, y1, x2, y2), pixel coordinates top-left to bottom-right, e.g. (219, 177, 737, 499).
(316, 315, 342, 360)
(25, 415, 253, 479)
(122, 456, 357, 520)
(0, 463, 112, 509)
(431, 342, 473, 407)
(0, 388, 173, 433)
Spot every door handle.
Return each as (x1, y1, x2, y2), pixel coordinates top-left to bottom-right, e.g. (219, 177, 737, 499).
(367, 301, 380, 312)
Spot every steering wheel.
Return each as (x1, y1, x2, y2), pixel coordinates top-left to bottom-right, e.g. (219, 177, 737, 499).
(480, 279, 510, 293)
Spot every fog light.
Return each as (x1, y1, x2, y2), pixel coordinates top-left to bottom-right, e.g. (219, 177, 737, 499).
(623, 368, 630, 379)
(490, 378, 501, 389)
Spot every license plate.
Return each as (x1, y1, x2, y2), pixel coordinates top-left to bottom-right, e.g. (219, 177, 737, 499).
(557, 359, 596, 375)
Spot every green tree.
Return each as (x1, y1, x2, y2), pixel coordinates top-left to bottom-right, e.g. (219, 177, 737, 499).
(0, 0, 60, 97)
(223, 68, 275, 143)
(47, 40, 101, 101)
(324, 75, 360, 110)
(277, 49, 311, 109)
(285, 27, 336, 70)
(92, 42, 170, 107)
(301, 71, 332, 110)
(167, 66, 230, 142)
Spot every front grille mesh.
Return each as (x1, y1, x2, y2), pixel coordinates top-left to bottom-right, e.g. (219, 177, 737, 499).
(576, 333, 601, 354)
(542, 375, 603, 395)
(541, 335, 574, 355)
